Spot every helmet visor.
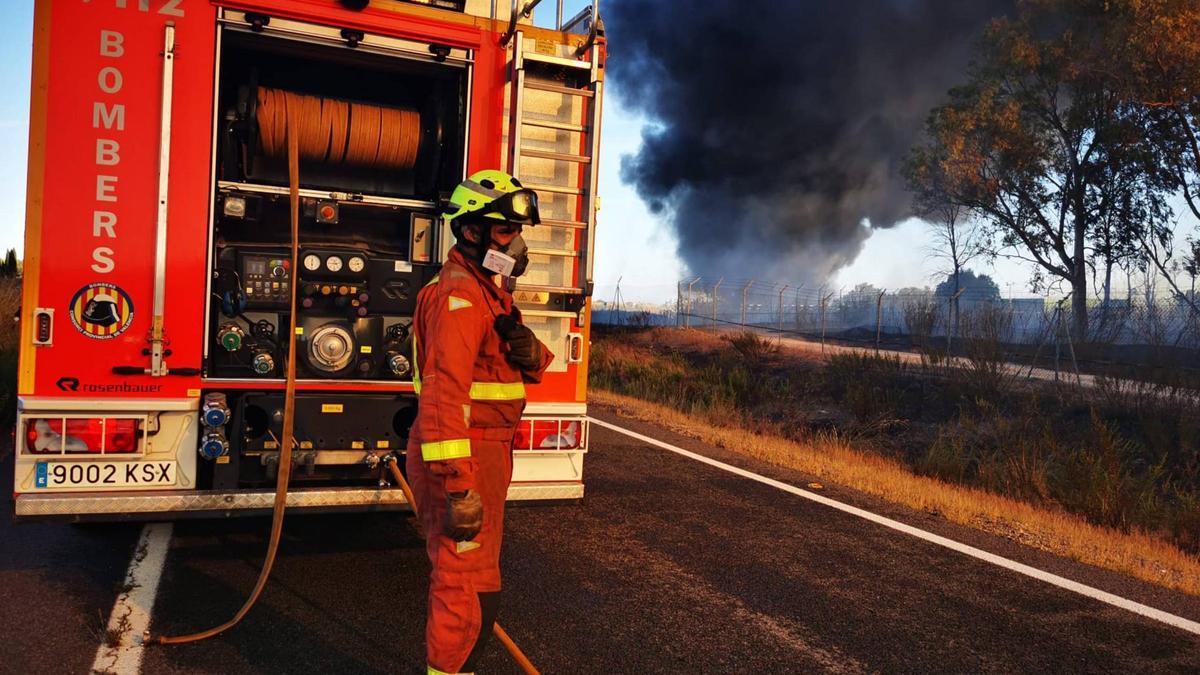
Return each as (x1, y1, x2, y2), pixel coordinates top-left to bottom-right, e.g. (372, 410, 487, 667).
(474, 188, 541, 225)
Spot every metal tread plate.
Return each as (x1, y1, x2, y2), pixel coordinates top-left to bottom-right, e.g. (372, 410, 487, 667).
(15, 482, 585, 517)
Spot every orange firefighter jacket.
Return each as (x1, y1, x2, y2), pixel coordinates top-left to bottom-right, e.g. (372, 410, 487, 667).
(410, 247, 553, 491)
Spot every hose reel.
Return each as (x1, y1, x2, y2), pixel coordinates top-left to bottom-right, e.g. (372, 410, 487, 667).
(256, 87, 422, 170)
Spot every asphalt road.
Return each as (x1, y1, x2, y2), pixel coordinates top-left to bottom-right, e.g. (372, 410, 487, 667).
(4, 408, 1200, 674)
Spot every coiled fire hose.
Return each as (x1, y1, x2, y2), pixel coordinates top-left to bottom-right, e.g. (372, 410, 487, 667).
(147, 91, 541, 675)
(257, 88, 421, 170)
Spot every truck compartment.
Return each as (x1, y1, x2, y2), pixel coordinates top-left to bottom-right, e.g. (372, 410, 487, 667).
(202, 391, 418, 490)
(217, 28, 467, 200)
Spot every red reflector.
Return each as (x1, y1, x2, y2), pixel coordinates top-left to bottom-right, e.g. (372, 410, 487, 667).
(24, 418, 141, 454)
(513, 419, 581, 450)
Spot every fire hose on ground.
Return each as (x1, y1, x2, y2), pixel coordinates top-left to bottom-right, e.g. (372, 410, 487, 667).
(145, 90, 541, 675)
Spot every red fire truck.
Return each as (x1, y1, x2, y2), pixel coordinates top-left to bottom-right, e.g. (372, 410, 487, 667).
(14, 0, 603, 520)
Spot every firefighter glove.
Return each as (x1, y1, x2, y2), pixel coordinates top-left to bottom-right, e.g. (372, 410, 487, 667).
(494, 313, 544, 371)
(445, 489, 484, 541)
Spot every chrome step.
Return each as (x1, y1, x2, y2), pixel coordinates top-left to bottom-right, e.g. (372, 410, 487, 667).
(523, 51, 592, 70)
(539, 218, 588, 230)
(527, 247, 581, 258)
(525, 81, 594, 98)
(522, 118, 588, 133)
(522, 148, 591, 164)
(525, 182, 585, 196)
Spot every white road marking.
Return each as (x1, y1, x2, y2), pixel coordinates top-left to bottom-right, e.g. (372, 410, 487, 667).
(91, 522, 173, 675)
(589, 416, 1200, 637)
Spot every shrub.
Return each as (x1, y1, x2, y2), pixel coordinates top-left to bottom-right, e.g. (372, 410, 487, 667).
(956, 303, 1020, 398)
(724, 330, 778, 364)
(822, 352, 913, 424)
(903, 296, 945, 366)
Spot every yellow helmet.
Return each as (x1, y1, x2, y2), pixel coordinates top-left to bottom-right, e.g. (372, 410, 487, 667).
(445, 169, 540, 227)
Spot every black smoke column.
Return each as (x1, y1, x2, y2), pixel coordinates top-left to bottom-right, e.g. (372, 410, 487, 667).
(606, 0, 1008, 283)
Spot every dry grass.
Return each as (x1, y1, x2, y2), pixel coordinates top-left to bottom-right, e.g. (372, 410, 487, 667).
(592, 389, 1200, 596)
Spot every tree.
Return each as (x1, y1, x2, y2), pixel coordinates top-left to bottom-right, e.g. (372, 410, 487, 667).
(906, 164, 990, 335)
(907, 153, 989, 297)
(1179, 238, 1200, 298)
(935, 269, 1001, 301)
(1106, 0, 1200, 313)
(1113, 0, 1200, 218)
(907, 0, 1174, 336)
(0, 249, 17, 279)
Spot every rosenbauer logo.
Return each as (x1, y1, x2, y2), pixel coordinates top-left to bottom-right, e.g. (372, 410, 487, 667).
(69, 282, 134, 340)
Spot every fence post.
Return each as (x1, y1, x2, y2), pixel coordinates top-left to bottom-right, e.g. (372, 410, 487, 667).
(614, 276, 623, 328)
(740, 280, 754, 326)
(947, 288, 966, 357)
(676, 280, 682, 328)
(817, 284, 827, 339)
(794, 285, 803, 330)
(1053, 302, 1063, 382)
(712, 278, 723, 329)
(778, 284, 789, 337)
(686, 277, 700, 329)
(820, 291, 834, 353)
(1060, 299, 1083, 386)
(875, 290, 885, 354)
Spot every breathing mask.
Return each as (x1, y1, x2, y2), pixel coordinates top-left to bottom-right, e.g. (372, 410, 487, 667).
(481, 233, 530, 278)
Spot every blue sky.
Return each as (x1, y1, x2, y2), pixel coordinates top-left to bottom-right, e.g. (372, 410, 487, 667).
(1, 2, 33, 265)
(7, 1, 1167, 306)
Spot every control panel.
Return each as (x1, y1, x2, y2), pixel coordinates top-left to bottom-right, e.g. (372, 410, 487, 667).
(240, 253, 293, 308)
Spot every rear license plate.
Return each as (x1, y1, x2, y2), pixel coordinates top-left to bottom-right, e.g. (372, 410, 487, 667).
(35, 461, 176, 489)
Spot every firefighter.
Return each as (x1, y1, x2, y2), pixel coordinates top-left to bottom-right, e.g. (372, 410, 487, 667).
(406, 169, 553, 675)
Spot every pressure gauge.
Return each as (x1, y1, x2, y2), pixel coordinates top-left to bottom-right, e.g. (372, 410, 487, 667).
(348, 256, 365, 273)
(303, 254, 321, 272)
(326, 256, 343, 272)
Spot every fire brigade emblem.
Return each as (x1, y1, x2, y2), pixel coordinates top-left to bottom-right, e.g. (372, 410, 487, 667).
(69, 282, 134, 340)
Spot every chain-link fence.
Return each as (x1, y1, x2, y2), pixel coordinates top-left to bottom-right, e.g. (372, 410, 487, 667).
(668, 277, 1200, 378)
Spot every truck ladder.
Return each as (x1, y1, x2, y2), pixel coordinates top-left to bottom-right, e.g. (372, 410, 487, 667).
(506, 27, 602, 298)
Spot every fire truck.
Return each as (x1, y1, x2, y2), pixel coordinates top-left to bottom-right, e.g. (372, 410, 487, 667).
(13, 0, 603, 520)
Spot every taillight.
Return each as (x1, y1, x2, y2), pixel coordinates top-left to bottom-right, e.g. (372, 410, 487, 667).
(513, 419, 582, 450)
(24, 418, 142, 454)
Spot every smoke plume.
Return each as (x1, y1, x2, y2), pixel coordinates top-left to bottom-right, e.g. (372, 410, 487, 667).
(605, 0, 1008, 284)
